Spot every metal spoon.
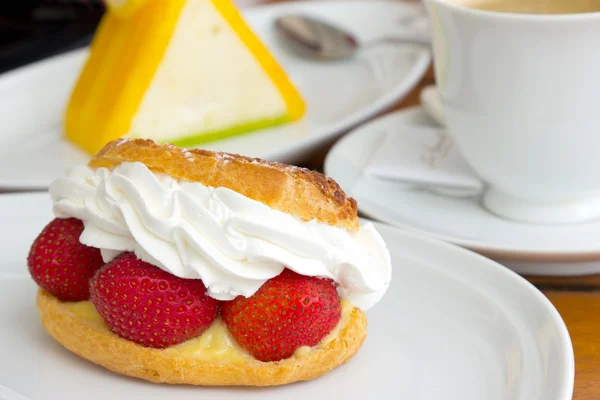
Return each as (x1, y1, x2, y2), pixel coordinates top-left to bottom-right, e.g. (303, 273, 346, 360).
(274, 14, 430, 61)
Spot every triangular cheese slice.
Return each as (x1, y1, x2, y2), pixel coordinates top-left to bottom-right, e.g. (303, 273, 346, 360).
(66, 0, 306, 154)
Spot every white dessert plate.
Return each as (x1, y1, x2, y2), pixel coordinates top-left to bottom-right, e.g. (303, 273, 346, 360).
(0, 0, 430, 191)
(325, 106, 600, 275)
(0, 192, 574, 400)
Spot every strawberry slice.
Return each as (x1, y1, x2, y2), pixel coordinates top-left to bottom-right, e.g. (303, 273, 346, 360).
(90, 252, 221, 348)
(28, 218, 104, 302)
(222, 269, 341, 362)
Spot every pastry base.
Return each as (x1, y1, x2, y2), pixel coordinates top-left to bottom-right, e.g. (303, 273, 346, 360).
(36, 289, 368, 386)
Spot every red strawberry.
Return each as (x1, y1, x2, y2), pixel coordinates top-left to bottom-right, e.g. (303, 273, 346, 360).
(90, 252, 220, 349)
(27, 218, 104, 302)
(222, 269, 341, 362)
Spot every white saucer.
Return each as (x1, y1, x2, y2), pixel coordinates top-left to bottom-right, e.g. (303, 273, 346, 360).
(325, 106, 600, 275)
(0, 193, 574, 400)
(0, 0, 430, 191)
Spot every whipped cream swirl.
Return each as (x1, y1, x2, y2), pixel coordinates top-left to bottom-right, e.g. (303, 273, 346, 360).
(49, 162, 391, 310)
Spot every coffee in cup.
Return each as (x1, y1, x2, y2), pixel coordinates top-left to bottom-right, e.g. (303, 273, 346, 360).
(456, 0, 600, 14)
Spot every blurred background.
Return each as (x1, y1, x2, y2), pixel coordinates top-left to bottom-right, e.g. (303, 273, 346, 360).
(0, 0, 104, 74)
(0, 0, 419, 74)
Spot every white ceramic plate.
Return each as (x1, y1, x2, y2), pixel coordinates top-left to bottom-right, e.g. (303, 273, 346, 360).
(0, 192, 574, 399)
(0, 0, 430, 191)
(325, 106, 600, 274)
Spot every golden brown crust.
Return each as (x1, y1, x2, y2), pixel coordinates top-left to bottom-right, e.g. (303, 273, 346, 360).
(36, 289, 367, 386)
(88, 139, 359, 230)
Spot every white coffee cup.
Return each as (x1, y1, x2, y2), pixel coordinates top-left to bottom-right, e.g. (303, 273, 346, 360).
(424, 0, 600, 224)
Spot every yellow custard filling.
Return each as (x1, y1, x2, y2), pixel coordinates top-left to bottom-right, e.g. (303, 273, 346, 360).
(63, 299, 354, 364)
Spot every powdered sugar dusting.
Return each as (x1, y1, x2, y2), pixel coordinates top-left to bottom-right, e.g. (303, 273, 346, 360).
(213, 152, 237, 165)
(115, 138, 132, 147)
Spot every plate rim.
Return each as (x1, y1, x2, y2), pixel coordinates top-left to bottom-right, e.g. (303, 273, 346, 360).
(0, 191, 575, 399)
(0, 0, 431, 191)
(372, 221, 575, 400)
(324, 105, 600, 263)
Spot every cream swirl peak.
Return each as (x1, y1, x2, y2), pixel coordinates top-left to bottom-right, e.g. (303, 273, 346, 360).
(49, 162, 391, 310)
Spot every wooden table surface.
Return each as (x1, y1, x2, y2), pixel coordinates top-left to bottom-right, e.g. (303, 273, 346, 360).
(255, 0, 600, 395)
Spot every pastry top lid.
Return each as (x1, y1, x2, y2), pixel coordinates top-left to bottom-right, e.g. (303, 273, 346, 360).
(90, 139, 359, 230)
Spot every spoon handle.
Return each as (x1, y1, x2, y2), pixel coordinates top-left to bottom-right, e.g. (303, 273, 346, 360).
(364, 34, 431, 49)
